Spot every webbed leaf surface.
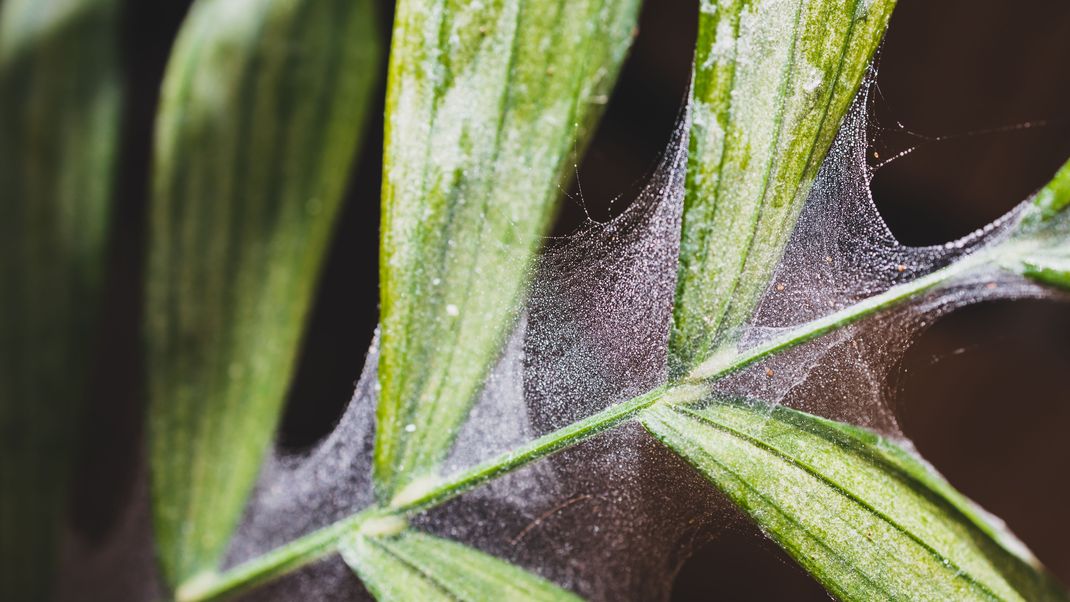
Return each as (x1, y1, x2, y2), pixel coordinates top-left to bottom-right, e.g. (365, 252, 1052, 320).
(376, 0, 643, 500)
(671, 0, 896, 370)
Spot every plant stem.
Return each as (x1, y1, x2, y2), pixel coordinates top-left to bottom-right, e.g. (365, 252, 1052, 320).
(392, 386, 672, 513)
(686, 252, 986, 381)
(175, 511, 374, 602)
(180, 247, 1002, 601)
(180, 388, 669, 601)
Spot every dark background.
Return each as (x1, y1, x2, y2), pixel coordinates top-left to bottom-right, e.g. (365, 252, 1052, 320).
(77, 1, 1070, 599)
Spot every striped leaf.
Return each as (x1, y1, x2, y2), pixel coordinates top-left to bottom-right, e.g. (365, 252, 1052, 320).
(670, 0, 896, 371)
(642, 400, 1069, 601)
(375, 0, 642, 501)
(0, 0, 121, 599)
(340, 528, 581, 601)
(146, 0, 381, 587)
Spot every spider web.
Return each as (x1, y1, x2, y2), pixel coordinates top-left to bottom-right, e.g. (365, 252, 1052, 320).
(59, 76, 1063, 601)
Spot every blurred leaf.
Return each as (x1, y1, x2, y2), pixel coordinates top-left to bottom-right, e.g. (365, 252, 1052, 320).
(0, 0, 121, 599)
(375, 0, 642, 501)
(642, 400, 1069, 601)
(146, 0, 381, 587)
(340, 528, 580, 601)
(670, 0, 896, 371)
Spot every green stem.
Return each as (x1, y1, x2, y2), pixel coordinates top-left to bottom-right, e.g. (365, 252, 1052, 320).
(180, 387, 669, 601)
(179, 246, 1006, 601)
(176, 511, 373, 602)
(687, 252, 986, 381)
(391, 386, 672, 513)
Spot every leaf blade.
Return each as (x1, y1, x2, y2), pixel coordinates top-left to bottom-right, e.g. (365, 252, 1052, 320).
(0, 0, 122, 598)
(670, 0, 896, 370)
(146, 0, 382, 586)
(340, 529, 581, 602)
(641, 400, 1068, 601)
(376, 0, 642, 499)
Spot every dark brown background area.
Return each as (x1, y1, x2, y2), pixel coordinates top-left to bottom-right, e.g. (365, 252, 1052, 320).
(75, 1, 1070, 599)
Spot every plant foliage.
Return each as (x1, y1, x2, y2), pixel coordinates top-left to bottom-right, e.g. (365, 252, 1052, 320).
(376, 0, 642, 501)
(0, 0, 121, 599)
(146, 0, 381, 586)
(2, 0, 1068, 601)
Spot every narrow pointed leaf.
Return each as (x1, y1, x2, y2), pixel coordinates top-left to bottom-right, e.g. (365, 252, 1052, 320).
(642, 401, 1068, 601)
(671, 0, 896, 370)
(146, 0, 381, 587)
(0, 0, 121, 598)
(376, 0, 642, 499)
(340, 529, 580, 601)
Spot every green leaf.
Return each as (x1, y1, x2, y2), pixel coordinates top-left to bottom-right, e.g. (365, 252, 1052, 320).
(146, 0, 381, 587)
(670, 0, 896, 371)
(376, 0, 642, 500)
(641, 400, 1068, 601)
(340, 528, 581, 601)
(0, 0, 121, 599)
